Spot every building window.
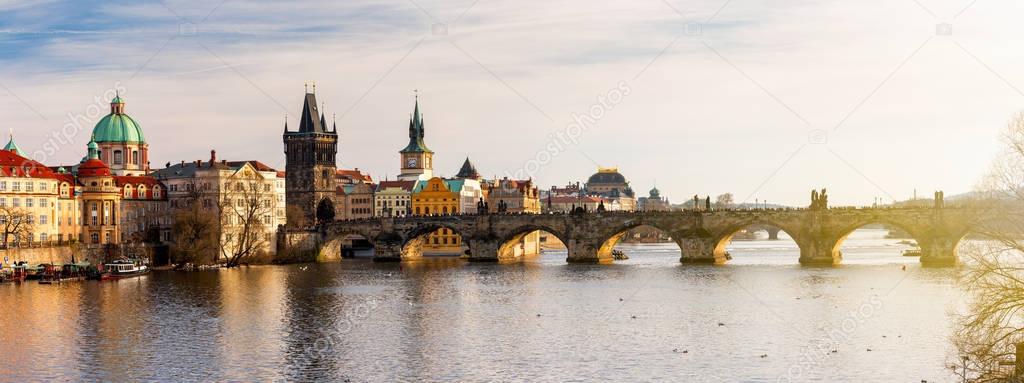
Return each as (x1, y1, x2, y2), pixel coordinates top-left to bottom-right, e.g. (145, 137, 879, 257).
(11, 182, 20, 191)
(132, 150, 139, 165)
(38, 198, 45, 207)
(25, 183, 32, 192)
(25, 198, 32, 208)
(113, 150, 123, 165)
(0, 181, 5, 191)
(39, 182, 47, 191)
(40, 233, 47, 241)
(39, 215, 47, 225)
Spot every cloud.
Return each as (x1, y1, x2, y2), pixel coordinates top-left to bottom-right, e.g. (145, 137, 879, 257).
(1, 0, 1023, 205)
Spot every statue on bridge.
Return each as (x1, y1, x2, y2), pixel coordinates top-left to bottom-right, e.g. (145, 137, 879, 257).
(934, 190, 944, 209)
(597, 200, 606, 212)
(810, 188, 829, 210)
(705, 196, 711, 211)
(477, 198, 488, 215)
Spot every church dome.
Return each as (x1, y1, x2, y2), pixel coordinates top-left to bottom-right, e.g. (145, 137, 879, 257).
(587, 167, 626, 185)
(92, 96, 145, 144)
(649, 187, 661, 198)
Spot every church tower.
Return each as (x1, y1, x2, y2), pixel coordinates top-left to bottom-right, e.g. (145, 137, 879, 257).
(283, 90, 338, 225)
(397, 94, 434, 181)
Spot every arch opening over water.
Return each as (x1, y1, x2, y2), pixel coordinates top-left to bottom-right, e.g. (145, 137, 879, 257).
(713, 222, 800, 265)
(497, 225, 568, 262)
(402, 225, 468, 260)
(339, 233, 375, 259)
(832, 221, 969, 265)
(596, 224, 682, 262)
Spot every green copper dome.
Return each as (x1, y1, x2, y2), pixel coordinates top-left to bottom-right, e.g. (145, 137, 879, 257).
(92, 96, 145, 144)
(3, 135, 22, 156)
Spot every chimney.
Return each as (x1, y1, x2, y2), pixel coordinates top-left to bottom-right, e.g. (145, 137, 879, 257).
(210, 149, 217, 164)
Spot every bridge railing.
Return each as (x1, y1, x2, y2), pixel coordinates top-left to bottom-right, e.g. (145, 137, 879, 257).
(310, 204, 965, 226)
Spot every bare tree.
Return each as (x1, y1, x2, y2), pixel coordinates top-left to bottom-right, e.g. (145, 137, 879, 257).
(953, 111, 1024, 381)
(168, 177, 219, 268)
(0, 206, 35, 247)
(218, 173, 274, 268)
(714, 193, 735, 209)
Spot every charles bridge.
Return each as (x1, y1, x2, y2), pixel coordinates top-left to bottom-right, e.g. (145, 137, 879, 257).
(278, 205, 989, 266)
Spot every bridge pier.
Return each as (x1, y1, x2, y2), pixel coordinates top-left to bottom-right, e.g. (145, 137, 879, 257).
(565, 239, 612, 264)
(465, 238, 524, 263)
(678, 237, 726, 264)
(766, 228, 781, 240)
(466, 239, 501, 262)
(317, 238, 343, 262)
(918, 236, 960, 267)
(371, 235, 414, 262)
(798, 238, 839, 266)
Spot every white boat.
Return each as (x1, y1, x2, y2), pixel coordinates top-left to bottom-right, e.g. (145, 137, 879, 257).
(102, 260, 149, 280)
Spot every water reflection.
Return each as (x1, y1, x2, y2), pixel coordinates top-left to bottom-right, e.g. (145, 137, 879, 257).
(0, 230, 963, 381)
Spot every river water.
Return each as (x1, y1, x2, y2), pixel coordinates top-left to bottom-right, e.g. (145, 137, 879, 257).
(0, 229, 964, 382)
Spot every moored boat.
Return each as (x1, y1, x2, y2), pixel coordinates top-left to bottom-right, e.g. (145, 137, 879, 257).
(3, 265, 30, 283)
(39, 263, 92, 284)
(902, 249, 922, 257)
(101, 260, 149, 280)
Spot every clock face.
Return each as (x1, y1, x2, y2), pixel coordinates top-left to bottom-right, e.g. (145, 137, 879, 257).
(407, 157, 418, 168)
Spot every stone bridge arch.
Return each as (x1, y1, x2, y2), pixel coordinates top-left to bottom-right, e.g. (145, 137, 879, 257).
(698, 214, 805, 264)
(485, 223, 572, 262)
(318, 225, 378, 262)
(384, 222, 473, 262)
(824, 210, 980, 266)
(827, 214, 931, 264)
(569, 214, 691, 263)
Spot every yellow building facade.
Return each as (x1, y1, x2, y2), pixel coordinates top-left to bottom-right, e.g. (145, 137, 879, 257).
(410, 177, 464, 255)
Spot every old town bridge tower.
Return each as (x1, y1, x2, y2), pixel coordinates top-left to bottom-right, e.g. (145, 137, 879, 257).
(283, 91, 338, 226)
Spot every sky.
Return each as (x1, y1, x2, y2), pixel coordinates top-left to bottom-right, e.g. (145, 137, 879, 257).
(1, 0, 1023, 207)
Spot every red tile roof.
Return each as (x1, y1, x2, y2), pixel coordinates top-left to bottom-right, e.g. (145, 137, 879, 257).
(0, 149, 61, 178)
(376, 180, 416, 192)
(336, 169, 372, 182)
